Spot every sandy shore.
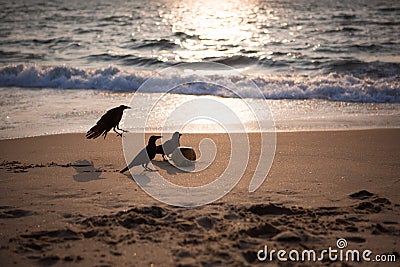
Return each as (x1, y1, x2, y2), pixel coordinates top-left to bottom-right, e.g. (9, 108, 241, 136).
(0, 130, 399, 266)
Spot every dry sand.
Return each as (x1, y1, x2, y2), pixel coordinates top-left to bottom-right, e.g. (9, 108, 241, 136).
(0, 130, 399, 266)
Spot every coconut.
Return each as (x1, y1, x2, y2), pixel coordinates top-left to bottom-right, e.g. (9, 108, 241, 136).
(171, 146, 196, 167)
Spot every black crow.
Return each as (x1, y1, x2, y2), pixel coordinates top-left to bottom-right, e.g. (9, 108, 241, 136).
(156, 131, 182, 161)
(120, 135, 162, 173)
(86, 105, 130, 139)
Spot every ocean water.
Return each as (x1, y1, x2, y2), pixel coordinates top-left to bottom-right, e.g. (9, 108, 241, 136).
(0, 0, 399, 138)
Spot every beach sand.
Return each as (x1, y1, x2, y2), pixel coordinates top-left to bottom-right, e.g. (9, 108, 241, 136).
(0, 130, 399, 266)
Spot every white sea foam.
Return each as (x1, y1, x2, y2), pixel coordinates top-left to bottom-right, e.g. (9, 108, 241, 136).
(0, 64, 399, 103)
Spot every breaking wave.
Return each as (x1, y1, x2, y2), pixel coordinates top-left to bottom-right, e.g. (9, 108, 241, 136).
(0, 63, 399, 103)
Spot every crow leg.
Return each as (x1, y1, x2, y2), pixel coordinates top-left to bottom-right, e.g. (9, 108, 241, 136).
(142, 163, 153, 172)
(113, 127, 123, 137)
(144, 162, 157, 172)
(143, 162, 150, 171)
(117, 124, 128, 133)
(102, 131, 108, 139)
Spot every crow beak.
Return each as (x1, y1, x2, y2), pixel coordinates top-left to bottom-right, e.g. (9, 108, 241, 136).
(126, 106, 131, 109)
(179, 134, 182, 136)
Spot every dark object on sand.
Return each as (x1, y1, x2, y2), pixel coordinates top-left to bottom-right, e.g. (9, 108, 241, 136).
(86, 105, 130, 139)
(156, 132, 182, 160)
(171, 147, 196, 167)
(120, 135, 162, 173)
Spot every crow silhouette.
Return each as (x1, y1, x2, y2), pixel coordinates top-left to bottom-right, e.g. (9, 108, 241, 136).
(120, 135, 162, 173)
(156, 131, 182, 161)
(86, 105, 130, 139)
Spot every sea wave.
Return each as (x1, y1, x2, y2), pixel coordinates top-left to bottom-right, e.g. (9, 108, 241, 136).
(0, 64, 399, 103)
(84, 53, 168, 67)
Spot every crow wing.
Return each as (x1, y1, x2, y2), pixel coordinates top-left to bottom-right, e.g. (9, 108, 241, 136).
(161, 139, 180, 155)
(156, 145, 164, 155)
(86, 107, 123, 139)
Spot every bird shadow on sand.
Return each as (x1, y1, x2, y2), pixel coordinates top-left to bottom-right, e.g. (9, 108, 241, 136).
(72, 160, 105, 182)
(152, 160, 194, 174)
(120, 160, 194, 186)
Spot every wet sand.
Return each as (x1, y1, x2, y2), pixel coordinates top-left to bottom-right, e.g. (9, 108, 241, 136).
(0, 130, 399, 266)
